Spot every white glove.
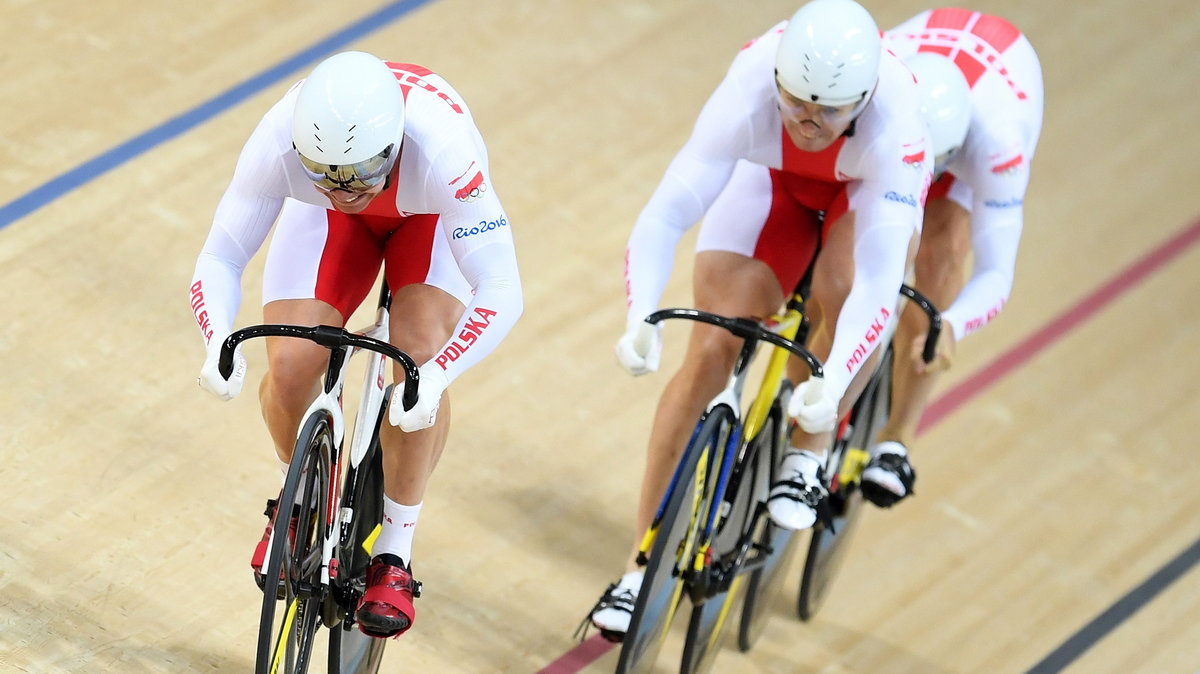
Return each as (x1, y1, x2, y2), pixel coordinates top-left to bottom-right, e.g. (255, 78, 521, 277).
(198, 335, 247, 401)
(614, 320, 661, 376)
(787, 378, 838, 433)
(389, 362, 450, 432)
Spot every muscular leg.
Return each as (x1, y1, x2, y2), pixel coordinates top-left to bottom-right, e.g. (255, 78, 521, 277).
(379, 283, 463, 504)
(627, 251, 784, 569)
(875, 198, 971, 447)
(260, 299, 346, 463)
(354, 283, 461, 637)
(788, 210, 857, 453)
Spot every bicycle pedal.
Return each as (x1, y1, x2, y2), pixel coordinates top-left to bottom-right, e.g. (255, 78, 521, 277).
(255, 573, 287, 600)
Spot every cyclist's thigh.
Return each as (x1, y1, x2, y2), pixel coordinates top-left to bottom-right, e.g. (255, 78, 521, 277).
(918, 184, 971, 262)
(923, 174, 972, 249)
(262, 199, 387, 321)
(697, 160, 821, 297)
(262, 299, 346, 386)
(382, 213, 473, 308)
(682, 251, 783, 371)
(381, 215, 469, 365)
(811, 189, 857, 311)
(387, 284, 464, 367)
(816, 180, 921, 313)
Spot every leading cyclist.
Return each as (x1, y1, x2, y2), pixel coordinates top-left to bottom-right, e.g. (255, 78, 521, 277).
(189, 51, 523, 639)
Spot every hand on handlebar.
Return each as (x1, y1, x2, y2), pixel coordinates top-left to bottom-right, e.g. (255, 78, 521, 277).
(912, 323, 957, 375)
(389, 362, 449, 432)
(615, 320, 661, 376)
(787, 378, 838, 433)
(198, 336, 247, 401)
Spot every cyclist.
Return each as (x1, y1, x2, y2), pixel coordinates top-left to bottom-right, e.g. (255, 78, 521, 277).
(588, 0, 931, 637)
(858, 9, 1044, 507)
(189, 51, 523, 639)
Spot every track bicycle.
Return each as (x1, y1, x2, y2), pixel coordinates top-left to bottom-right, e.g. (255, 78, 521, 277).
(614, 279, 825, 674)
(737, 284, 942, 648)
(217, 282, 419, 674)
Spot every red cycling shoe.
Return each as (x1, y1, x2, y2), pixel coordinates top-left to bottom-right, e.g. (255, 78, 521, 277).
(251, 498, 297, 596)
(356, 554, 422, 638)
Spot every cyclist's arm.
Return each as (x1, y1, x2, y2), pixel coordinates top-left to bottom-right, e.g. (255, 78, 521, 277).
(823, 216, 916, 399)
(822, 137, 929, 400)
(436, 239, 522, 384)
(624, 74, 755, 325)
(425, 147, 523, 385)
(941, 127, 1031, 340)
(189, 111, 289, 347)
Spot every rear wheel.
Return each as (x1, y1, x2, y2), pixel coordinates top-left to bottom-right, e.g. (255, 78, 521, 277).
(330, 392, 390, 674)
(256, 412, 334, 674)
(797, 348, 892, 621)
(738, 384, 800, 651)
(616, 406, 734, 674)
(795, 491, 864, 620)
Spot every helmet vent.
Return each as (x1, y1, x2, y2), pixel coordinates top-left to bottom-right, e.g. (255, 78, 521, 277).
(291, 51, 406, 166)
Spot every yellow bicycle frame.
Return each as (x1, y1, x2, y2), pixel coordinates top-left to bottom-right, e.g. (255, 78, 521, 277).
(682, 293, 807, 652)
(637, 288, 809, 561)
(741, 297, 806, 444)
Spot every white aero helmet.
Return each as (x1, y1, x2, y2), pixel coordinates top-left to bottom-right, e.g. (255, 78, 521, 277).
(776, 0, 882, 108)
(907, 52, 971, 171)
(293, 51, 404, 191)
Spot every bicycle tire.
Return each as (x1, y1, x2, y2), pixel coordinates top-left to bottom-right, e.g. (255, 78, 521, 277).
(330, 404, 389, 674)
(255, 412, 335, 674)
(796, 348, 893, 621)
(616, 405, 735, 674)
(737, 384, 801, 651)
(331, 621, 386, 674)
(681, 402, 777, 673)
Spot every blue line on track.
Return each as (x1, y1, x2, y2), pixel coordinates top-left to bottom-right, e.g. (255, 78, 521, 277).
(0, 0, 435, 230)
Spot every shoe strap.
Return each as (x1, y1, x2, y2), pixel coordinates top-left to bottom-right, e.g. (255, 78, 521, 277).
(871, 453, 915, 485)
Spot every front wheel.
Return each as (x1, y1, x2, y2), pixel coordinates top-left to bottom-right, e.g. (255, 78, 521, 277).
(681, 406, 776, 672)
(616, 406, 734, 674)
(256, 412, 335, 674)
(797, 348, 891, 621)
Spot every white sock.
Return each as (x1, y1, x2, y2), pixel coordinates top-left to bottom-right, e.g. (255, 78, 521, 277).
(872, 440, 908, 458)
(279, 460, 310, 506)
(372, 497, 422, 564)
(786, 446, 826, 468)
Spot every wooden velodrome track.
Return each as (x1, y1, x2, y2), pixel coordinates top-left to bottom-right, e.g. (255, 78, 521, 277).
(1, 0, 1197, 671)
